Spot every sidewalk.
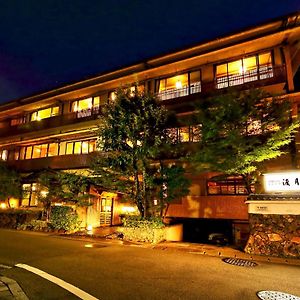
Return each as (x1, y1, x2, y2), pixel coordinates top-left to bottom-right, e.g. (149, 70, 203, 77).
(78, 227, 300, 266)
(0, 276, 28, 300)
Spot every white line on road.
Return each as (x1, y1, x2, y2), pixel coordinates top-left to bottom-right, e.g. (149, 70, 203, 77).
(0, 264, 12, 269)
(15, 263, 99, 300)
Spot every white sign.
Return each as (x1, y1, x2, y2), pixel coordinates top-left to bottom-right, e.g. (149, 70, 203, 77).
(264, 172, 300, 193)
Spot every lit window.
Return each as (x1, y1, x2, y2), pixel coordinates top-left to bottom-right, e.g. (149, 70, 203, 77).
(48, 143, 58, 156)
(11, 116, 25, 126)
(25, 146, 32, 159)
(156, 71, 201, 100)
(66, 143, 74, 155)
(207, 176, 253, 195)
(74, 142, 82, 154)
(21, 183, 38, 207)
(81, 141, 89, 154)
(89, 140, 96, 152)
(59, 142, 66, 155)
(179, 127, 190, 142)
(109, 91, 117, 102)
(216, 52, 273, 89)
(0, 150, 8, 161)
(32, 145, 42, 159)
(30, 106, 59, 121)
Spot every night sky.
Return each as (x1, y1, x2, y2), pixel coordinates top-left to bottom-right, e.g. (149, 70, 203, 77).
(0, 1, 299, 103)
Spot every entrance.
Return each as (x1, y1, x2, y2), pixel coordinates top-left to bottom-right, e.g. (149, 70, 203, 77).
(99, 197, 113, 226)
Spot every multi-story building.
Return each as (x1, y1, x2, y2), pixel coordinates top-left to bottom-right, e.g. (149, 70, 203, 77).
(0, 12, 300, 244)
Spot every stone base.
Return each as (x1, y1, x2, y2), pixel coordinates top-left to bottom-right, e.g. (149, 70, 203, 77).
(244, 214, 300, 258)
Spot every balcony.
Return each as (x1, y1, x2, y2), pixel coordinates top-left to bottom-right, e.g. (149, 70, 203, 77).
(0, 106, 104, 139)
(6, 153, 95, 172)
(156, 65, 286, 104)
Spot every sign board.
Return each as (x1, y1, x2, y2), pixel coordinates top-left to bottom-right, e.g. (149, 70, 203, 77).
(264, 172, 300, 193)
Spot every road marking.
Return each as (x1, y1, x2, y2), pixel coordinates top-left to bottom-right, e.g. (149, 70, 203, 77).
(0, 264, 12, 269)
(15, 263, 99, 300)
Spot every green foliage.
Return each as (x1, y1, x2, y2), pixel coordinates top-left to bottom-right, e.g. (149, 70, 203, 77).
(192, 89, 300, 191)
(36, 170, 95, 221)
(50, 206, 81, 231)
(18, 220, 49, 231)
(120, 215, 165, 243)
(92, 86, 189, 217)
(0, 162, 21, 201)
(122, 215, 165, 229)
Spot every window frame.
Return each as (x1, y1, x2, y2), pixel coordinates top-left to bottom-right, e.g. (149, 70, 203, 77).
(215, 51, 274, 89)
(207, 176, 253, 195)
(155, 69, 202, 100)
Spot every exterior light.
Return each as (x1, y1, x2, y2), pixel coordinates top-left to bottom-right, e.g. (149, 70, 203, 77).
(87, 225, 93, 235)
(153, 199, 158, 206)
(40, 190, 48, 197)
(121, 206, 137, 213)
(175, 80, 182, 89)
(0, 203, 7, 209)
(84, 244, 93, 248)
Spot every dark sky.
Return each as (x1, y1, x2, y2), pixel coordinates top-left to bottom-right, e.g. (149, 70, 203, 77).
(0, 0, 299, 103)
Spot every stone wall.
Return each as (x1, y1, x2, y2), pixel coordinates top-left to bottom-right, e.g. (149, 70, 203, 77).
(244, 214, 300, 258)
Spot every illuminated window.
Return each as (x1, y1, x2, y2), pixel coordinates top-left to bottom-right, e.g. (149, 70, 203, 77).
(10, 116, 25, 126)
(108, 91, 117, 102)
(21, 183, 38, 207)
(32, 145, 42, 159)
(81, 141, 89, 154)
(207, 176, 253, 195)
(74, 142, 82, 154)
(30, 106, 59, 121)
(25, 146, 33, 159)
(156, 71, 201, 100)
(66, 143, 74, 155)
(48, 143, 58, 157)
(216, 52, 273, 89)
(0, 149, 8, 161)
(179, 127, 190, 142)
(89, 140, 96, 152)
(191, 125, 202, 142)
(16, 139, 96, 160)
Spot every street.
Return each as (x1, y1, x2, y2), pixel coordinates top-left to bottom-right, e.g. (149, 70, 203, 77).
(0, 229, 299, 300)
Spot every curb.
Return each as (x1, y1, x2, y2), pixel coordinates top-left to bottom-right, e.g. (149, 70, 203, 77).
(0, 276, 29, 300)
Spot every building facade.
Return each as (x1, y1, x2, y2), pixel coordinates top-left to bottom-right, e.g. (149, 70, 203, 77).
(0, 12, 300, 243)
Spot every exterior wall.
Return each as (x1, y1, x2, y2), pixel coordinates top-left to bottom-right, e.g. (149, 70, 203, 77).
(245, 214, 300, 258)
(167, 195, 248, 220)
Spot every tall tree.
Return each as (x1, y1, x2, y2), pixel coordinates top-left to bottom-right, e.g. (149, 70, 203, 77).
(92, 87, 190, 218)
(191, 89, 299, 192)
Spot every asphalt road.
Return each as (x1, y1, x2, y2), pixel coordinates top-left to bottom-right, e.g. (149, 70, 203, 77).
(0, 229, 299, 300)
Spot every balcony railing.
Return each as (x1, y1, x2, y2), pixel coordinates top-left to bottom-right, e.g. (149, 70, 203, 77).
(6, 153, 94, 172)
(157, 82, 201, 101)
(156, 65, 286, 102)
(0, 106, 104, 139)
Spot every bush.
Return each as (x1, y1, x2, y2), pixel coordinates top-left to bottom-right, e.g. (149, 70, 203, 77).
(120, 216, 165, 243)
(0, 210, 41, 229)
(17, 220, 50, 231)
(50, 206, 81, 232)
(122, 215, 165, 229)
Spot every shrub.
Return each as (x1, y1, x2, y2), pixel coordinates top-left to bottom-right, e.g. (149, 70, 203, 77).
(120, 215, 165, 243)
(122, 215, 165, 229)
(50, 206, 81, 232)
(0, 209, 41, 229)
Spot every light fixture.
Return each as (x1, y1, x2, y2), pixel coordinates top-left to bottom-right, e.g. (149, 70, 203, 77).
(175, 80, 182, 89)
(0, 203, 7, 209)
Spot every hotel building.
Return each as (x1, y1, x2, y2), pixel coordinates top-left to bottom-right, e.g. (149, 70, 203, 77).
(0, 12, 300, 243)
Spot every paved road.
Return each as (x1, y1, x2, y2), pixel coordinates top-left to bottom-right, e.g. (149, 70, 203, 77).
(0, 229, 299, 300)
